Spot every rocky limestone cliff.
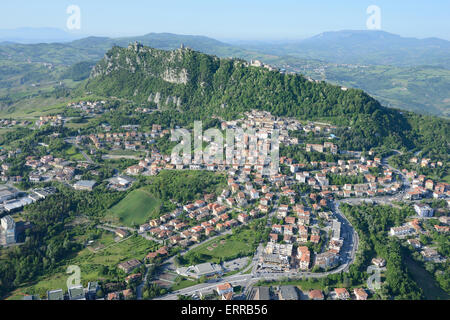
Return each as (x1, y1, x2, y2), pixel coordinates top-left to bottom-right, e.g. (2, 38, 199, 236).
(91, 42, 196, 85)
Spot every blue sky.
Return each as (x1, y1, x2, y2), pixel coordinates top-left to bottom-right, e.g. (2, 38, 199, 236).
(0, 0, 449, 40)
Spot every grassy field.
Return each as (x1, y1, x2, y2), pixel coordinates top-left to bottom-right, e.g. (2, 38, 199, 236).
(64, 117, 98, 130)
(0, 128, 14, 136)
(171, 277, 198, 291)
(0, 78, 82, 119)
(0, 82, 109, 120)
(64, 145, 85, 161)
(107, 149, 147, 157)
(183, 227, 256, 265)
(7, 233, 159, 300)
(443, 174, 450, 184)
(108, 188, 162, 227)
(0, 96, 67, 119)
(76, 234, 157, 267)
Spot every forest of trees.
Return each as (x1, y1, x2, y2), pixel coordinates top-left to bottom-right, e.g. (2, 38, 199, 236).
(0, 185, 126, 298)
(146, 170, 226, 206)
(327, 173, 365, 186)
(61, 61, 96, 81)
(340, 203, 424, 299)
(83, 45, 449, 156)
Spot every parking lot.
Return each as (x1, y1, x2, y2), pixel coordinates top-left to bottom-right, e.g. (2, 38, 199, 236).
(223, 257, 250, 272)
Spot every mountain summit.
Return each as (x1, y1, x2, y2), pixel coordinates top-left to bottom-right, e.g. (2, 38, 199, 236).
(239, 30, 450, 67)
(85, 43, 435, 151)
(0, 27, 85, 44)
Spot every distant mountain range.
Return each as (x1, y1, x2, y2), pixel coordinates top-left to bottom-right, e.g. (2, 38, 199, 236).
(0, 32, 255, 66)
(83, 43, 448, 154)
(2, 29, 449, 67)
(235, 30, 450, 68)
(0, 29, 448, 117)
(0, 27, 86, 44)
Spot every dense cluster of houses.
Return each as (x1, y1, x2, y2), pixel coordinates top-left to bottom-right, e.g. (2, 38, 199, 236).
(67, 100, 110, 115)
(0, 119, 28, 128)
(291, 156, 401, 197)
(409, 156, 444, 169)
(26, 154, 77, 183)
(403, 169, 449, 200)
(35, 115, 66, 128)
(390, 214, 448, 264)
(12, 107, 448, 301)
(85, 124, 169, 153)
(130, 110, 426, 276)
(260, 208, 343, 272)
(138, 187, 260, 247)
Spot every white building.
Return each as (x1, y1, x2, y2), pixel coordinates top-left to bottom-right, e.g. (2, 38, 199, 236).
(73, 180, 97, 191)
(315, 251, 339, 269)
(1, 215, 16, 245)
(413, 203, 434, 218)
(0, 186, 19, 203)
(390, 225, 415, 236)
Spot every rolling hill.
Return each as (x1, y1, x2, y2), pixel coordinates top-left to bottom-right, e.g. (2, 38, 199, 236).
(0, 27, 85, 44)
(0, 31, 449, 118)
(236, 30, 450, 68)
(83, 43, 449, 155)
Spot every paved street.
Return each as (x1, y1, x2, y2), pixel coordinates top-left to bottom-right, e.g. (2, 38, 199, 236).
(156, 199, 360, 300)
(150, 152, 417, 300)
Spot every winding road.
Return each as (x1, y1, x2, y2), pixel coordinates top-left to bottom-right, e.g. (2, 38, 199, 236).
(151, 152, 411, 300)
(155, 197, 360, 300)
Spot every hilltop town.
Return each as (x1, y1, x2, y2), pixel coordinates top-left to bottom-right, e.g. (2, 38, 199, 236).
(0, 101, 447, 301)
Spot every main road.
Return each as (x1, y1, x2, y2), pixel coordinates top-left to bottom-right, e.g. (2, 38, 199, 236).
(154, 152, 413, 300)
(155, 197, 360, 300)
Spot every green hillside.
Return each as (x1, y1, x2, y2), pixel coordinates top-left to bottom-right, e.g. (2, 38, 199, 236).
(293, 64, 450, 118)
(1, 32, 449, 117)
(239, 30, 450, 68)
(109, 188, 161, 227)
(83, 43, 449, 156)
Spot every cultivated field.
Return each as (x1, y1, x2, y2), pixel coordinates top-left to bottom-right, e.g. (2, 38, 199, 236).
(108, 188, 162, 226)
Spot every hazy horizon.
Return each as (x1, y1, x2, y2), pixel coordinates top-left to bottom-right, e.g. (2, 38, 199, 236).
(0, 1, 449, 41)
(1, 27, 450, 45)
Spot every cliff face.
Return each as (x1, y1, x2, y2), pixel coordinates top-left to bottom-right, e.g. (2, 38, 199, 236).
(161, 68, 188, 85)
(85, 42, 421, 150)
(89, 42, 225, 108)
(91, 42, 221, 84)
